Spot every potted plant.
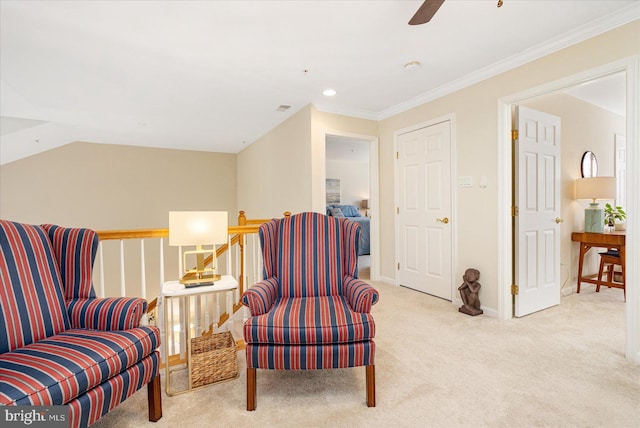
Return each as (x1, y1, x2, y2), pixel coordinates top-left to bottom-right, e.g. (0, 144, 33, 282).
(603, 203, 626, 230)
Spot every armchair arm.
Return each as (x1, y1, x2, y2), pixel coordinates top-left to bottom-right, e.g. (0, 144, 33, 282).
(343, 276, 379, 313)
(241, 278, 279, 316)
(67, 297, 147, 330)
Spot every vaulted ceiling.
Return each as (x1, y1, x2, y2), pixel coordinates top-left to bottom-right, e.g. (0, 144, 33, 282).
(1, 1, 638, 164)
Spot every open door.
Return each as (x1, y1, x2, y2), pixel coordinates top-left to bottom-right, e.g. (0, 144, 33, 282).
(514, 106, 561, 317)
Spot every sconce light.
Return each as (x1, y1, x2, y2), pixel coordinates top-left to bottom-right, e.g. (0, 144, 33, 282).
(575, 177, 615, 233)
(169, 211, 228, 287)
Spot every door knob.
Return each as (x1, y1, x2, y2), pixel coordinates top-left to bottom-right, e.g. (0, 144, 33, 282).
(437, 217, 449, 224)
(555, 217, 564, 224)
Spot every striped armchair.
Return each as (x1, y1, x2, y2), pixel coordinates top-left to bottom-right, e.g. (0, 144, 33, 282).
(241, 212, 379, 410)
(0, 220, 162, 427)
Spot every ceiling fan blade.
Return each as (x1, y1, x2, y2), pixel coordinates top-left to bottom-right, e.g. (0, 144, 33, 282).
(408, 0, 445, 25)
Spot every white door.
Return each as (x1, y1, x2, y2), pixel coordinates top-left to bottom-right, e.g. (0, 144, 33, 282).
(397, 121, 452, 300)
(514, 106, 561, 317)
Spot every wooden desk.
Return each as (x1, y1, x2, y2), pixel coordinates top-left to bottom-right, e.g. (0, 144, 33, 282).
(571, 231, 625, 293)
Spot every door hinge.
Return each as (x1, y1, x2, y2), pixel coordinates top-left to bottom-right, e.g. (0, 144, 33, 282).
(511, 206, 519, 216)
(511, 284, 519, 295)
(511, 130, 518, 141)
(397, 207, 400, 214)
(397, 262, 400, 270)
(396, 151, 399, 159)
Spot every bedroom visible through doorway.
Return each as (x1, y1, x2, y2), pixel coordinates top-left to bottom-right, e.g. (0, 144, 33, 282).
(325, 135, 371, 279)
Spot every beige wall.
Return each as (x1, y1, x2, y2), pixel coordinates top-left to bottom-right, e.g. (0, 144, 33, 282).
(377, 20, 639, 312)
(0, 141, 238, 299)
(237, 105, 313, 218)
(521, 93, 626, 288)
(236, 105, 378, 218)
(0, 141, 237, 228)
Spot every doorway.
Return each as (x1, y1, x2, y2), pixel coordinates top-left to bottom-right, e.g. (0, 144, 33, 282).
(498, 59, 638, 361)
(325, 133, 378, 280)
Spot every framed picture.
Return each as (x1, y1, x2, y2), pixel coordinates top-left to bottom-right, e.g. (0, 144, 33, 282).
(326, 179, 341, 204)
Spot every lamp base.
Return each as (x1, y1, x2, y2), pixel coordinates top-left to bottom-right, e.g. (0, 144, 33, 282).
(584, 203, 604, 233)
(180, 273, 222, 288)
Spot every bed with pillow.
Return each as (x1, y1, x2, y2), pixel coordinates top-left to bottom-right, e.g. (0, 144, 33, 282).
(326, 204, 370, 256)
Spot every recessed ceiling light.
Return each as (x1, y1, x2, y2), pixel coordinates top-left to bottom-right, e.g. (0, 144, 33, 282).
(323, 89, 337, 97)
(404, 61, 422, 71)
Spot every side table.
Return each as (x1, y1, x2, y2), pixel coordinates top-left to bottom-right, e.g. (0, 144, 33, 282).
(161, 275, 238, 395)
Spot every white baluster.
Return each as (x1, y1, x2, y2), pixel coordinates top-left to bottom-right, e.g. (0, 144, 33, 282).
(195, 295, 201, 337)
(159, 238, 165, 285)
(179, 297, 186, 360)
(226, 235, 232, 276)
(169, 297, 176, 355)
(119, 240, 126, 297)
(98, 241, 105, 298)
(204, 295, 210, 332)
(140, 239, 146, 299)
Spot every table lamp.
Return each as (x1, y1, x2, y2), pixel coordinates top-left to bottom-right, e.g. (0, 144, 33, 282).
(575, 177, 615, 233)
(169, 211, 228, 287)
(361, 199, 369, 216)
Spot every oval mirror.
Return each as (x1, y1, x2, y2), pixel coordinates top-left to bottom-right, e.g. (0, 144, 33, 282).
(581, 151, 598, 178)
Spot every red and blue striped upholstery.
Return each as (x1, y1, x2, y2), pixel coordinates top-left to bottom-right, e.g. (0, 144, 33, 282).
(0, 220, 161, 428)
(0, 327, 159, 406)
(43, 224, 147, 330)
(244, 295, 375, 345)
(68, 351, 159, 428)
(242, 212, 379, 371)
(42, 225, 98, 301)
(245, 341, 375, 370)
(0, 221, 70, 354)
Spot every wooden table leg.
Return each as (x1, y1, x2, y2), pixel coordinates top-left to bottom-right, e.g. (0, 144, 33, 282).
(577, 243, 589, 293)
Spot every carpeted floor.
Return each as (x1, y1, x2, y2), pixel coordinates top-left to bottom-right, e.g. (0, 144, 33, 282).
(92, 280, 639, 428)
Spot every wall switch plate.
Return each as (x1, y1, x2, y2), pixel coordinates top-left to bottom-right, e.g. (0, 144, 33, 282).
(458, 176, 473, 187)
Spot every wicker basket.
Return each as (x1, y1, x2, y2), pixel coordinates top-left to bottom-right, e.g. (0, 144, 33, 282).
(190, 331, 238, 388)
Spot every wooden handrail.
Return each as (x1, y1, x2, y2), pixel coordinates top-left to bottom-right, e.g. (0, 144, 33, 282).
(97, 228, 168, 240)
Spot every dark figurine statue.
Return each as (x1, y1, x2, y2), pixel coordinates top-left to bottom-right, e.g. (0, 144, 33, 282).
(458, 268, 483, 316)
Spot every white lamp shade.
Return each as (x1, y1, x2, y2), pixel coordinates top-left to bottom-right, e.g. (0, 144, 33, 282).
(575, 177, 616, 201)
(169, 211, 228, 246)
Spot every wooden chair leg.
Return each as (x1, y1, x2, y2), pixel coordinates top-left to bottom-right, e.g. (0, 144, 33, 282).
(596, 258, 606, 292)
(147, 374, 162, 422)
(366, 365, 375, 407)
(247, 368, 256, 411)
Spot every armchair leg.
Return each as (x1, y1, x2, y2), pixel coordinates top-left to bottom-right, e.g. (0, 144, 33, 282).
(366, 365, 376, 407)
(247, 368, 257, 411)
(147, 374, 162, 422)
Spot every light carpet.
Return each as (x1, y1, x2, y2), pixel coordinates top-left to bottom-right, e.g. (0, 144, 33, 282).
(93, 281, 639, 428)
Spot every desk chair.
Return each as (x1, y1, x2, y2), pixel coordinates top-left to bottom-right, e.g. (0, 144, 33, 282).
(597, 249, 625, 300)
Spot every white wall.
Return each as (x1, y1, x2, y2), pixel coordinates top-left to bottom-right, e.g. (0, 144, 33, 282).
(237, 105, 312, 219)
(326, 159, 369, 210)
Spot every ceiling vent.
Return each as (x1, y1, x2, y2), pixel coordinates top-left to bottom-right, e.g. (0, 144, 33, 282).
(276, 105, 291, 112)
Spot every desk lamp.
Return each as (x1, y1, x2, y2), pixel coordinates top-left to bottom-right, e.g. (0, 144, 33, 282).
(575, 177, 615, 233)
(169, 211, 228, 287)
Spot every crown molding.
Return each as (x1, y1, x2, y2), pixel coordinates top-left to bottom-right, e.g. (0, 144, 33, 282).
(320, 5, 640, 122)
